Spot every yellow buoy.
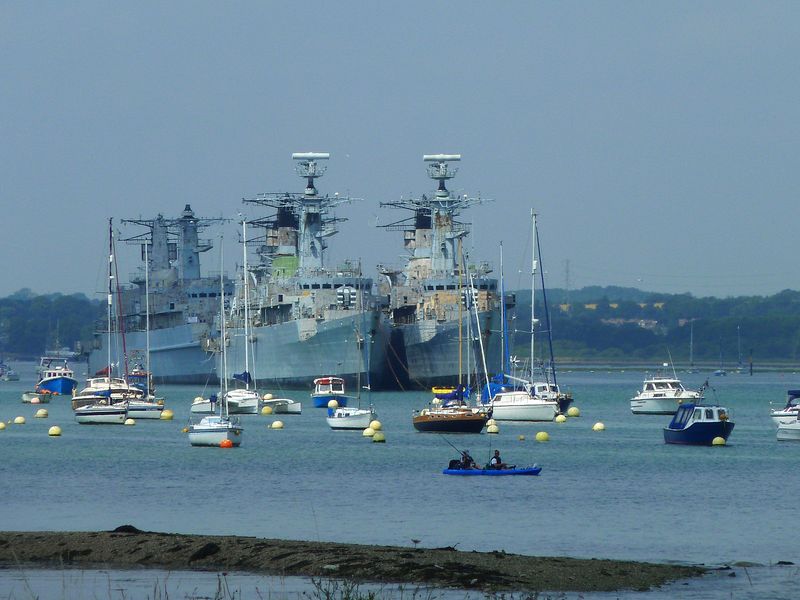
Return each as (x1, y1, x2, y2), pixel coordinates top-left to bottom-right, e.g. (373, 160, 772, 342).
(362, 427, 375, 437)
(487, 424, 500, 434)
(48, 425, 62, 437)
(124, 418, 136, 426)
(30, 397, 41, 405)
(712, 436, 726, 446)
(0, 422, 6, 430)
(327, 399, 339, 409)
(160, 409, 174, 420)
(486, 418, 497, 427)
(518, 434, 525, 441)
(34, 409, 49, 418)
(555, 414, 567, 423)
(271, 420, 284, 429)
(261, 405, 273, 416)
(535, 431, 549, 442)
(13, 416, 25, 425)
(592, 422, 605, 431)
(181, 426, 189, 433)
(262, 393, 273, 401)
(567, 406, 581, 417)
(372, 431, 386, 443)
(369, 420, 382, 431)
(157, 399, 165, 405)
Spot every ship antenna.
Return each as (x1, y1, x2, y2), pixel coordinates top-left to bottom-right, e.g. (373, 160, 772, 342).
(423, 154, 461, 198)
(292, 152, 330, 196)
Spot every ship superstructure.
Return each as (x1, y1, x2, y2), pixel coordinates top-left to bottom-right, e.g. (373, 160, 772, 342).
(221, 153, 391, 390)
(88, 205, 233, 383)
(379, 154, 503, 389)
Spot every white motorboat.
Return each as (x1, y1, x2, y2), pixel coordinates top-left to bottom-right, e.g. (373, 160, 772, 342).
(77, 377, 145, 401)
(74, 400, 127, 425)
(190, 395, 218, 414)
(770, 390, 800, 426)
(491, 386, 559, 421)
(630, 373, 704, 415)
(326, 406, 376, 430)
(188, 415, 243, 446)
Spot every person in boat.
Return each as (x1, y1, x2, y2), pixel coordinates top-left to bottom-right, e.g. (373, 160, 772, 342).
(489, 449, 508, 470)
(460, 450, 479, 470)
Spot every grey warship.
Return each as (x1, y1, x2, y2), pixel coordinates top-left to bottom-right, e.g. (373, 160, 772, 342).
(379, 154, 503, 390)
(87, 206, 232, 384)
(220, 152, 392, 391)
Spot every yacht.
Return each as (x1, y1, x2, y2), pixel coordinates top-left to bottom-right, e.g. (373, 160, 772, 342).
(630, 374, 705, 415)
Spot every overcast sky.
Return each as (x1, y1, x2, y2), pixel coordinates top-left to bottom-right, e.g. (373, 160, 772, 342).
(2, 2, 798, 299)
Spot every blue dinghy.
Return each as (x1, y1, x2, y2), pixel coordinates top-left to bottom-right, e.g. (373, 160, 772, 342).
(442, 466, 542, 476)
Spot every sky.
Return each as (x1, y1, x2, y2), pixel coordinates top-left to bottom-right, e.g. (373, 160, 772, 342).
(2, 2, 798, 299)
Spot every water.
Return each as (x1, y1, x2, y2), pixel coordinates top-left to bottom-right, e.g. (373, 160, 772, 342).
(0, 362, 798, 598)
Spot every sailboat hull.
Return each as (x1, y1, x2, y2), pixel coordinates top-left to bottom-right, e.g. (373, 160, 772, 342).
(326, 407, 375, 430)
(74, 404, 127, 424)
(412, 409, 488, 433)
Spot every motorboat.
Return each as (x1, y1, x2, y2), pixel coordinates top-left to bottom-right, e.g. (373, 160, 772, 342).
(34, 357, 78, 395)
(630, 375, 704, 415)
(188, 415, 243, 447)
(770, 390, 800, 426)
(77, 377, 145, 401)
(261, 394, 302, 414)
(22, 391, 47, 404)
(490, 384, 559, 422)
(663, 403, 734, 445)
(74, 400, 128, 425)
(311, 376, 351, 408)
(326, 406, 376, 430)
(777, 413, 800, 441)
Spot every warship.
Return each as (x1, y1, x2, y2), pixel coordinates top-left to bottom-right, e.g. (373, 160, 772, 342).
(87, 206, 233, 384)
(219, 152, 392, 391)
(378, 154, 504, 390)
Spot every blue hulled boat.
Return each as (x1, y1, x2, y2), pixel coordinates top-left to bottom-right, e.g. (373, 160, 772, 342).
(311, 376, 350, 408)
(443, 466, 542, 476)
(663, 402, 734, 445)
(35, 357, 78, 395)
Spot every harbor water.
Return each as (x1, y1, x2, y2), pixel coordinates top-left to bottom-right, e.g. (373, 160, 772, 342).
(0, 362, 798, 598)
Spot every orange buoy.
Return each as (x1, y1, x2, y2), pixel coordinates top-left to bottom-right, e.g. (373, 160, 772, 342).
(220, 439, 234, 448)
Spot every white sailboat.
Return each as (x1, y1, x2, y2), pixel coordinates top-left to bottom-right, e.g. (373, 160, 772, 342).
(489, 211, 558, 422)
(326, 317, 376, 430)
(225, 219, 260, 415)
(75, 219, 128, 425)
(189, 239, 243, 447)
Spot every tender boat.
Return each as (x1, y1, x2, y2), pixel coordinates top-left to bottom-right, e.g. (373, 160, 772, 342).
(188, 415, 243, 447)
(2, 368, 20, 382)
(443, 465, 542, 476)
(22, 391, 47, 404)
(312, 376, 351, 408)
(261, 395, 302, 414)
(663, 403, 734, 445)
(777, 413, 800, 441)
(224, 388, 260, 414)
(35, 357, 78, 395)
(74, 399, 128, 425)
(770, 390, 800, 426)
(631, 374, 704, 415)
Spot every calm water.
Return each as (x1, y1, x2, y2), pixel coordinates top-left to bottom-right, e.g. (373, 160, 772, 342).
(1, 362, 798, 598)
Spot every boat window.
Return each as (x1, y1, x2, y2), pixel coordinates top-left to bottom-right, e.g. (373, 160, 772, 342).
(446, 285, 455, 290)
(322, 284, 331, 289)
(705, 409, 714, 420)
(480, 284, 488, 290)
(692, 409, 702, 421)
(435, 285, 444, 290)
(312, 284, 320, 289)
(199, 293, 207, 298)
(645, 383, 654, 391)
(490, 284, 496, 290)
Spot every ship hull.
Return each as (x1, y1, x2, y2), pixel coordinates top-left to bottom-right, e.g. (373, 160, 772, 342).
(222, 310, 393, 391)
(391, 309, 502, 390)
(88, 323, 216, 385)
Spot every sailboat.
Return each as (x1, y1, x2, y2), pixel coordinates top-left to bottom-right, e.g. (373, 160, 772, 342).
(189, 239, 244, 447)
(225, 219, 261, 415)
(327, 293, 377, 430)
(686, 319, 699, 373)
(412, 237, 490, 434)
(74, 219, 128, 425)
(125, 242, 165, 420)
(713, 340, 727, 376)
(487, 211, 562, 422)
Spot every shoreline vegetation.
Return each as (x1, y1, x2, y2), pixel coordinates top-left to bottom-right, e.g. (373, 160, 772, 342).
(0, 527, 706, 593)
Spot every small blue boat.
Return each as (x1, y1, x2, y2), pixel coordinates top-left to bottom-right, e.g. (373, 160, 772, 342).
(443, 466, 542, 476)
(35, 357, 78, 395)
(311, 376, 350, 408)
(663, 402, 734, 445)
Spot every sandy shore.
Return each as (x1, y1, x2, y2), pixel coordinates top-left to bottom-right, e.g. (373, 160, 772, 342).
(0, 527, 706, 593)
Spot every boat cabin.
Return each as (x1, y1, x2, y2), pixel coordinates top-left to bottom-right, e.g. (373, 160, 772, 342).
(783, 390, 800, 410)
(313, 376, 345, 396)
(667, 403, 730, 430)
(531, 382, 561, 399)
(643, 378, 684, 393)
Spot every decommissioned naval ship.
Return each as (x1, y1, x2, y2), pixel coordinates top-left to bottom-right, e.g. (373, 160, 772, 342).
(87, 206, 233, 384)
(379, 154, 503, 390)
(220, 152, 391, 390)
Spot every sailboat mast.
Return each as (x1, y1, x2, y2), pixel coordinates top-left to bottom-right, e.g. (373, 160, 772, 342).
(458, 237, 463, 387)
(107, 218, 113, 388)
(499, 241, 506, 377)
(242, 219, 251, 390)
(530, 209, 537, 380)
(144, 242, 151, 394)
(689, 319, 694, 369)
(220, 236, 228, 413)
(469, 270, 491, 399)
